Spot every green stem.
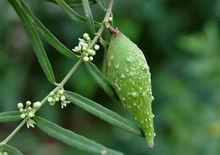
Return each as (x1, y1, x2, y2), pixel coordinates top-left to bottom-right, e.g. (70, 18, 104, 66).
(0, 118, 28, 146)
(0, 58, 83, 146)
(89, 0, 114, 48)
(0, 0, 114, 147)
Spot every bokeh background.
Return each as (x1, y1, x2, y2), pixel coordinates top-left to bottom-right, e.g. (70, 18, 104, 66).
(1, 0, 220, 154)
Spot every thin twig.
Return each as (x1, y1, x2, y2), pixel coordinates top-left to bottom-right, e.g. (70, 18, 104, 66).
(0, 0, 114, 147)
(89, 0, 114, 48)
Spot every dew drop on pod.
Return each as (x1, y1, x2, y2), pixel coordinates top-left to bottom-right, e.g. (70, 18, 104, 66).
(106, 31, 155, 148)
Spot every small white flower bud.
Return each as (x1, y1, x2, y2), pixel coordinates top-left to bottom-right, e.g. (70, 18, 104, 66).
(94, 44, 100, 50)
(79, 41, 85, 46)
(86, 36, 91, 41)
(17, 103, 24, 109)
(27, 107, 32, 111)
(60, 95, 66, 101)
(108, 17, 113, 22)
(50, 92, 54, 96)
(26, 101, 31, 106)
(20, 114, 26, 119)
(58, 89, 64, 95)
(19, 108, 24, 112)
(47, 97, 53, 103)
(89, 56, 94, 61)
(55, 97, 60, 102)
(33, 102, 41, 108)
(83, 56, 89, 62)
(28, 112, 35, 118)
(3, 152, 8, 155)
(83, 33, 89, 39)
(82, 46, 87, 51)
(88, 49, 96, 56)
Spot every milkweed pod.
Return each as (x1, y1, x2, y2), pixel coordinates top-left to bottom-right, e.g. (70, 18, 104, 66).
(106, 32, 155, 148)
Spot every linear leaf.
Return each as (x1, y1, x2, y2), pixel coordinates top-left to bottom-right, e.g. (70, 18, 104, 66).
(65, 91, 142, 136)
(39, 0, 96, 8)
(0, 111, 21, 123)
(35, 116, 123, 155)
(20, 1, 77, 60)
(8, 0, 56, 84)
(55, 0, 87, 23)
(2, 145, 23, 155)
(85, 62, 117, 99)
(96, 0, 107, 10)
(82, 0, 96, 33)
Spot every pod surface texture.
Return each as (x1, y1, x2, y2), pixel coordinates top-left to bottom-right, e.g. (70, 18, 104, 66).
(106, 32, 155, 148)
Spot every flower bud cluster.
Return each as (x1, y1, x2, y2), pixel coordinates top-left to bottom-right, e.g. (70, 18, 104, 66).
(72, 33, 100, 62)
(47, 89, 70, 109)
(17, 101, 41, 128)
(104, 16, 113, 28)
(17, 101, 41, 119)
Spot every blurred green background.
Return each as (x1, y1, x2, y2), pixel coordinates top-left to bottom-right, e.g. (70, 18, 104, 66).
(1, 0, 220, 154)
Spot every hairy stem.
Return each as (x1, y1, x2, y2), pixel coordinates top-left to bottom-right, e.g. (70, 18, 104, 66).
(0, 0, 114, 147)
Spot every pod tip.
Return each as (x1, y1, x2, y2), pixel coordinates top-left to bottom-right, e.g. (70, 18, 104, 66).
(148, 142, 154, 150)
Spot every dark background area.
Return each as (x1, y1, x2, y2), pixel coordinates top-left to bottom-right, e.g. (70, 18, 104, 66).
(0, 0, 220, 154)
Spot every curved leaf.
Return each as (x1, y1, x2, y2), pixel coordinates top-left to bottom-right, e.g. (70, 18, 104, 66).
(82, 0, 96, 33)
(2, 145, 23, 155)
(35, 116, 123, 155)
(39, 0, 96, 8)
(20, 1, 77, 60)
(0, 111, 21, 123)
(96, 0, 107, 10)
(8, 0, 56, 84)
(55, 0, 87, 23)
(65, 91, 142, 136)
(85, 62, 118, 99)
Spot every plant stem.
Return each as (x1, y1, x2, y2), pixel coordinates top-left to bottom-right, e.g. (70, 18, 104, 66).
(0, 0, 114, 147)
(0, 58, 83, 146)
(89, 0, 114, 48)
(0, 118, 28, 146)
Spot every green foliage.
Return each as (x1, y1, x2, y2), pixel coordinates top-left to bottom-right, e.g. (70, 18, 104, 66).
(65, 91, 142, 136)
(35, 116, 123, 155)
(20, 0, 78, 60)
(8, 0, 55, 84)
(1, 0, 220, 155)
(85, 62, 117, 98)
(0, 111, 21, 123)
(54, 0, 86, 23)
(82, 0, 96, 34)
(1, 144, 23, 155)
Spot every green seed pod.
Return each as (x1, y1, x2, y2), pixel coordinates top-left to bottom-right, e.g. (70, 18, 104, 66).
(106, 32, 155, 148)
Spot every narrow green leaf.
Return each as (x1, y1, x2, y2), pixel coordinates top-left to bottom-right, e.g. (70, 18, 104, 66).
(65, 91, 142, 136)
(85, 62, 117, 99)
(0, 111, 21, 123)
(82, 0, 96, 33)
(39, 0, 96, 8)
(2, 144, 23, 155)
(35, 116, 123, 155)
(20, 1, 77, 60)
(8, 0, 56, 84)
(96, 0, 107, 10)
(55, 0, 87, 23)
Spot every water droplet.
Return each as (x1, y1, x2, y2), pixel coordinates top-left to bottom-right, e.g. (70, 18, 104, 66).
(126, 58, 133, 63)
(131, 92, 138, 97)
(121, 74, 125, 78)
(101, 150, 107, 155)
(114, 64, 119, 69)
